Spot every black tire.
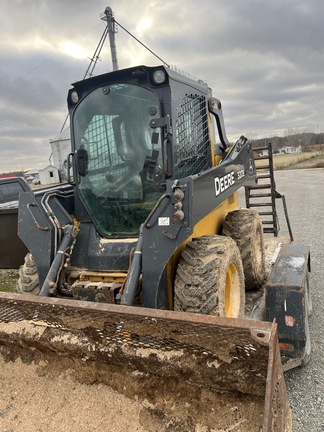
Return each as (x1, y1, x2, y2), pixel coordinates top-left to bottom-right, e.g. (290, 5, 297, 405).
(174, 235, 245, 318)
(222, 209, 266, 290)
(16, 253, 40, 295)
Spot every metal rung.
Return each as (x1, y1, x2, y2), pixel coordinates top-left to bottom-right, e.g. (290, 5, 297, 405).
(249, 184, 272, 190)
(257, 174, 271, 179)
(263, 227, 275, 233)
(248, 203, 273, 207)
(256, 165, 270, 170)
(258, 212, 274, 216)
(262, 221, 275, 225)
(248, 193, 272, 198)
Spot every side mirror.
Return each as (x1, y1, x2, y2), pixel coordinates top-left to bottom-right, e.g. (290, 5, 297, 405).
(76, 147, 88, 177)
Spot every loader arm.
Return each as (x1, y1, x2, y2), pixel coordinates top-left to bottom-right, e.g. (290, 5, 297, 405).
(136, 137, 257, 309)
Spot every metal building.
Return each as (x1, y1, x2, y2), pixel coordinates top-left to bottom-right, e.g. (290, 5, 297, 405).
(50, 127, 71, 180)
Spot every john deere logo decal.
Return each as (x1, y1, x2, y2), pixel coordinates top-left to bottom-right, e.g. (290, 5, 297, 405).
(214, 171, 235, 197)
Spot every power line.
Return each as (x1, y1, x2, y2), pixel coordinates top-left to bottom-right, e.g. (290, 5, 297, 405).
(115, 19, 169, 67)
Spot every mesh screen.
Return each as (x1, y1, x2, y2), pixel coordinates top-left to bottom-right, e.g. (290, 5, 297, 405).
(0, 294, 272, 396)
(176, 94, 211, 178)
(84, 115, 126, 178)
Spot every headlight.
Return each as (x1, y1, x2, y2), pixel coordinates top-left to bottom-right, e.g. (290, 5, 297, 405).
(153, 69, 166, 84)
(70, 91, 79, 104)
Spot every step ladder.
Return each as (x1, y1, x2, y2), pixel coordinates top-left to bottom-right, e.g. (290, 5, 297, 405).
(245, 143, 293, 240)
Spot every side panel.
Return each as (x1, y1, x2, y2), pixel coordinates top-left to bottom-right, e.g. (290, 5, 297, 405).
(18, 192, 53, 286)
(18, 188, 74, 287)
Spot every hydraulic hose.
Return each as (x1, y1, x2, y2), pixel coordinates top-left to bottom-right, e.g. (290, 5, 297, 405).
(39, 224, 78, 297)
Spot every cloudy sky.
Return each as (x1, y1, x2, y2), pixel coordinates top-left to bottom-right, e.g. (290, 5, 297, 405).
(0, 0, 323, 172)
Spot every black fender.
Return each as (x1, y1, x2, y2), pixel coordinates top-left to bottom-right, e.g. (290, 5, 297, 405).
(265, 243, 311, 369)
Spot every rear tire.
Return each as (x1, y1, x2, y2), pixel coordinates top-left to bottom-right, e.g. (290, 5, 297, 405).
(174, 235, 245, 318)
(222, 209, 266, 290)
(16, 253, 40, 295)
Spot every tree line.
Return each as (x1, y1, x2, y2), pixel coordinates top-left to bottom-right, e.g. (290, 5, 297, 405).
(251, 131, 324, 151)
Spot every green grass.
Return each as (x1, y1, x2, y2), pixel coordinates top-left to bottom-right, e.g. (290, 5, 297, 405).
(256, 151, 324, 170)
(0, 269, 19, 292)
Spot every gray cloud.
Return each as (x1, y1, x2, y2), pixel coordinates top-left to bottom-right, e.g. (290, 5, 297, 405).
(0, 0, 323, 171)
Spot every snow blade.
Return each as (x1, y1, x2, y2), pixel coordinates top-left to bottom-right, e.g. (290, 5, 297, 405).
(0, 292, 291, 431)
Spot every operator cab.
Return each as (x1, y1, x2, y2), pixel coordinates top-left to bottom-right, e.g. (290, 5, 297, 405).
(68, 66, 212, 238)
(70, 80, 164, 237)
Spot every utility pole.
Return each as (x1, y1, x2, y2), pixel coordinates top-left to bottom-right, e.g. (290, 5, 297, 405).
(101, 7, 119, 71)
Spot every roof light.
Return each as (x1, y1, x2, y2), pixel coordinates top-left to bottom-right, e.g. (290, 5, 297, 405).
(70, 91, 79, 104)
(153, 69, 166, 84)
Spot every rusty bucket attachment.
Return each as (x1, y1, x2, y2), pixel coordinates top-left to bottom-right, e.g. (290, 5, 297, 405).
(0, 292, 291, 431)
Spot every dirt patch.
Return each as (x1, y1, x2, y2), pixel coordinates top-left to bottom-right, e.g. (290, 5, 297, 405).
(0, 355, 147, 432)
(0, 353, 265, 432)
(0, 269, 18, 292)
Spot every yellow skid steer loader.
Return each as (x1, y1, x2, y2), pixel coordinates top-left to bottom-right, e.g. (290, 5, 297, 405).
(0, 65, 310, 431)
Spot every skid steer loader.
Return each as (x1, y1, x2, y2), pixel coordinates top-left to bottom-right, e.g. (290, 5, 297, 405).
(0, 65, 311, 431)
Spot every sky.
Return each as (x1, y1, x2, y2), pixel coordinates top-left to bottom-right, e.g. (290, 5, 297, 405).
(0, 0, 323, 172)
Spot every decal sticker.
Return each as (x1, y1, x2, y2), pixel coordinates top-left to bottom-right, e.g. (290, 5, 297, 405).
(237, 169, 245, 180)
(214, 171, 235, 197)
(158, 217, 170, 226)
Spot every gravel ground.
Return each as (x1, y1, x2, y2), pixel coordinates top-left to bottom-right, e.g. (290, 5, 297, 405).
(247, 169, 324, 432)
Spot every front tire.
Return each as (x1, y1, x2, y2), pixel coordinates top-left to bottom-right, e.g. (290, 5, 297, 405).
(174, 235, 245, 318)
